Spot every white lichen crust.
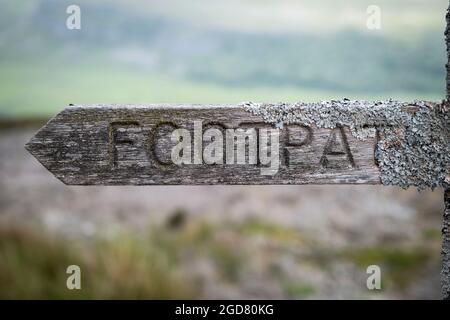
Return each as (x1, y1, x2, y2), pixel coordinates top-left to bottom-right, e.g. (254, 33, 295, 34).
(242, 99, 449, 191)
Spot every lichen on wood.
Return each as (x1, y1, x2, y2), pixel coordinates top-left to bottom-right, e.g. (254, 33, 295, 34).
(243, 99, 449, 190)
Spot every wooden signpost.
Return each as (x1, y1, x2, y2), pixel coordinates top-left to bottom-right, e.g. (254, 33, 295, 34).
(25, 103, 385, 185)
(26, 6, 450, 299)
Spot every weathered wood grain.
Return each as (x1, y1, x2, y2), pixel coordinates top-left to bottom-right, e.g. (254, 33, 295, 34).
(443, 189, 450, 300)
(25, 103, 391, 185)
(442, 1, 450, 300)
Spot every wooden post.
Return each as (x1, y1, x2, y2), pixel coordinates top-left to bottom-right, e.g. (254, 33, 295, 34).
(443, 189, 450, 299)
(442, 2, 450, 300)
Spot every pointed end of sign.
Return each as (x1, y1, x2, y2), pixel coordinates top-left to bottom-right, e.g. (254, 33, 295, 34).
(25, 134, 37, 158)
(24, 134, 44, 167)
(24, 108, 65, 164)
(24, 111, 89, 186)
(24, 137, 33, 155)
(24, 126, 68, 185)
(24, 130, 44, 161)
(25, 136, 70, 185)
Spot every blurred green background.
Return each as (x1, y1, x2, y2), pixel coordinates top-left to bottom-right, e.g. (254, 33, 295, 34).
(0, 0, 447, 299)
(0, 0, 446, 118)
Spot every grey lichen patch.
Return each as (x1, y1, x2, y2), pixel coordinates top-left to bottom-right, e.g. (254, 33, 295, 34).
(242, 99, 450, 190)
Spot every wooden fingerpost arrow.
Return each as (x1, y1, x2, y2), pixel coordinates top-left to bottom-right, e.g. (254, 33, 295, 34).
(25, 4, 450, 298)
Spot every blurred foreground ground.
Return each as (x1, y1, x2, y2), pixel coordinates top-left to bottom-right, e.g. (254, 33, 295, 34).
(0, 128, 444, 299)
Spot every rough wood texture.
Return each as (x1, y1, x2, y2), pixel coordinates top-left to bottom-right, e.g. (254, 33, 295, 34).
(443, 189, 450, 300)
(442, 1, 450, 300)
(26, 104, 383, 185)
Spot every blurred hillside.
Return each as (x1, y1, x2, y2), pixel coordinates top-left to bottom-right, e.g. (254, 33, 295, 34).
(0, 0, 447, 117)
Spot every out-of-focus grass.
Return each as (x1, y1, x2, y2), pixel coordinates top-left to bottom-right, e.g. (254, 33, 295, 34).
(422, 228, 441, 241)
(0, 216, 440, 298)
(0, 218, 308, 299)
(282, 282, 315, 299)
(238, 218, 307, 244)
(0, 225, 197, 299)
(343, 246, 435, 290)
